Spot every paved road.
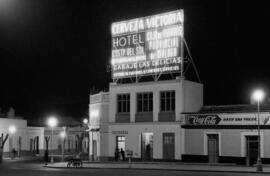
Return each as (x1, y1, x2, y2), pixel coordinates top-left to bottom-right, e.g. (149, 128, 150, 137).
(0, 160, 266, 176)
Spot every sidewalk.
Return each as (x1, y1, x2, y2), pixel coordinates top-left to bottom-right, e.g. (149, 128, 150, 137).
(4, 156, 42, 161)
(45, 161, 270, 173)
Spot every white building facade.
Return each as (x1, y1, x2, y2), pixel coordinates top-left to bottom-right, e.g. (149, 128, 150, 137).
(0, 116, 87, 159)
(181, 105, 270, 165)
(89, 92, 109, 161)
(89, 78, 203, 161)
(0, 118, 44, 157)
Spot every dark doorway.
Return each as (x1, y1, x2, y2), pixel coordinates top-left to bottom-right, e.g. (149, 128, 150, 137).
(141, 133, 153, 160)
(163, 133, 175, 160)
(246, 136, 259, 166)
(207, 134, 219, 163)
(35, 136, 39, 155)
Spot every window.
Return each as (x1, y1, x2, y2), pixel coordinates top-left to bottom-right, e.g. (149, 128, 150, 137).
(137, 92, 153, 112)
(117, 94, 130, 113)
(116, 136, 125, 150)
(160, 91, 175, 112)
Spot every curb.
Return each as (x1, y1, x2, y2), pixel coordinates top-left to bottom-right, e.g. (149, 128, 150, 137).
(43, 165, 270, 174)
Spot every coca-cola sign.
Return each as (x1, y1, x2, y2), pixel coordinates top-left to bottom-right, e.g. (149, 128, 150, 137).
(187, 115, 221, 125)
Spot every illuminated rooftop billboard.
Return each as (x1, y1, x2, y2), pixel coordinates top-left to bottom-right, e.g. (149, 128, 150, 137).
(111, 10, 184, 79)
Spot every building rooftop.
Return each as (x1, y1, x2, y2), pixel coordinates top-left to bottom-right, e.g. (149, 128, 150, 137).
(90, 91, 109, 104)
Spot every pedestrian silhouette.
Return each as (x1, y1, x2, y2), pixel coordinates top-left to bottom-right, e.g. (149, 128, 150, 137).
(146, 144, 151, 160)
(12, 148, 16, 159)
(120, 148, 125, 161)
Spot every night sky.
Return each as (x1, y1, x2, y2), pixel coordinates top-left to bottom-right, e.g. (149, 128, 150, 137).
(0, 0, 270, 119)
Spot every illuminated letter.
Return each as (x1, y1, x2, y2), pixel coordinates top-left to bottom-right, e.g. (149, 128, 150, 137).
(138, 19, 144, 31)
(126, 35, 132, 45)
(112, 38, 119, 48)
(119, 37, 127, 47)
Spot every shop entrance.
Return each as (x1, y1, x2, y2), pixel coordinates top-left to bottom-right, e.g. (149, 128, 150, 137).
(163, 133, 175, 160)
(116, 136, 125, 150)
(246, 136, 258, 166)
(207, 134, 219, 163)
(141, 133, 153, 160)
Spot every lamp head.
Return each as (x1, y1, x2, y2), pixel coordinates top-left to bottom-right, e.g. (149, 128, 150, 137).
(47, 116, 58, 128)
(253, 89, 264, 102)
(60, 131, 66, 138)
(8, 125, 16, 134)
(83, 118, 88, 124)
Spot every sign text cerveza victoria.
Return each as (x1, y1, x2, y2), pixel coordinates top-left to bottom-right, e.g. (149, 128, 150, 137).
(111, 10, 184, 79)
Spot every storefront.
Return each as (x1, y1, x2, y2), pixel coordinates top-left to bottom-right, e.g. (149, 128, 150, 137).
(181, 105, 270, 165)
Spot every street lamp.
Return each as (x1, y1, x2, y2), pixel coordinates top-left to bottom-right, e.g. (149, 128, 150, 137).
(83, 118, 91, 161)
(60, 128, 66, 162)
(8, 125, 16, 134)
(47, 116, 58, 163)
(8, 125, 16, 159)
(252, 89, 264, 172)
(83, 118, 88, 125)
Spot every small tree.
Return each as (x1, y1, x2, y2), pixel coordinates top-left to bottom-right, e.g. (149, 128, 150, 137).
(44, 136, 50, 152)
(0, 133, 9, 163)
(44, 136, 50, 164)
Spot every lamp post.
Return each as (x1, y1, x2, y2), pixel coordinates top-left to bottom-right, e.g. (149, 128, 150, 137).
(83, 118, 88, 125)
(60, 128, 66, 162)
(47, 116, 58, 163)
(253, 89, 264, 172)
(83, 118, 91, 161)
(8, 125, 16, 159)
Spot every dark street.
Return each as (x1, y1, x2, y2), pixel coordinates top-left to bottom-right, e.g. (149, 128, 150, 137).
(0, 160, 266, 176)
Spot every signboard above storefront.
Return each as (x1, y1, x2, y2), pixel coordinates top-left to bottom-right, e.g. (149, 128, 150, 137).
(111, 10, 184, 79)
(187, 115, 221, 125)
(112, 130, 128, 135)
(182, 113, 270, 126)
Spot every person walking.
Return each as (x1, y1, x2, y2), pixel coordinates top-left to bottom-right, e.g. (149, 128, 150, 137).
(146, 144, 151, 160)
(120, 148, 125, 161)
(12, 148, 16, 159)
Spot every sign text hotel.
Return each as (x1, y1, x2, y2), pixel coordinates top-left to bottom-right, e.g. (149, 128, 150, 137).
(111, 10, 184, 79)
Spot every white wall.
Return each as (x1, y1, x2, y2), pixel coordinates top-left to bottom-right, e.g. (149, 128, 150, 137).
(183, 80, 204, 113)
(109, 79, 203, 123)
(89, 92, 110, 158)
(184, 128, 270, 158)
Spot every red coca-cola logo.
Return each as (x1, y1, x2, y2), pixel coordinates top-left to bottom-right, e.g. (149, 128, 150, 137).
(188, 115, 221, 125)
